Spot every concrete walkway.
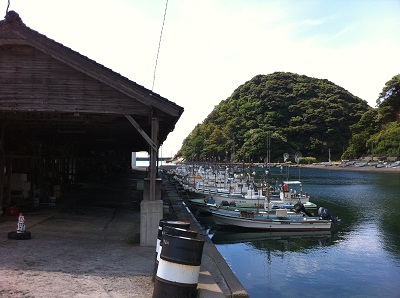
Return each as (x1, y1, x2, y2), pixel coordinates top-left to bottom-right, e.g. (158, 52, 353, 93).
(0, 170, 248, 297)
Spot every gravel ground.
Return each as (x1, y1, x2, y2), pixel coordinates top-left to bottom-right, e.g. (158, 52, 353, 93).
(0, 176, 156, 298)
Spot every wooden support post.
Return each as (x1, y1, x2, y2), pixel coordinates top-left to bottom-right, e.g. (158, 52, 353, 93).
(149, 117, 159, 201)
(0, 124, 4, 213)
(140, 117, 162, 246)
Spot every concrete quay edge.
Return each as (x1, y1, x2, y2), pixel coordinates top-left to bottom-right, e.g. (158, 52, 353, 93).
(162, 178, 249, 298)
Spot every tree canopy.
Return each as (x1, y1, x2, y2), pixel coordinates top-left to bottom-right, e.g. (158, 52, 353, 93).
(179, 72, 370, 162)
(343, 74, 400, 159)
(376, 74, 400, 123)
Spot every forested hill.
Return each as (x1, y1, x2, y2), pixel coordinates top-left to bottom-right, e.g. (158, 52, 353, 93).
(179, 72, 370, 163)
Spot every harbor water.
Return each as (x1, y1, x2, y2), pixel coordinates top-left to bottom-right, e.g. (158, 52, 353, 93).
(197, 167, 400, 298)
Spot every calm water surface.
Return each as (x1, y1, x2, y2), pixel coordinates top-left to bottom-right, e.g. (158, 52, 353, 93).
(198, 168, 400, 298)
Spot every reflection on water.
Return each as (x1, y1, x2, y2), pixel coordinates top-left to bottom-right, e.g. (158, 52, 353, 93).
(212, 229, 334, 253)
(212, 229, 332, 244)
(197, 168, 400, 298)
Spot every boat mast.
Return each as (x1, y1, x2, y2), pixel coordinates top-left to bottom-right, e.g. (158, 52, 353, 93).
(329, 148, 331, 163)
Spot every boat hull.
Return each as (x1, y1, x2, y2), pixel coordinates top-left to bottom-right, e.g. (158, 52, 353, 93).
(189, 198, 317, 214)
(211, 210, 332, 231)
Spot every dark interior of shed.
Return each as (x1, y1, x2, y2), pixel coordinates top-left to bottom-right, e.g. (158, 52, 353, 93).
(0, 112, 138, 215)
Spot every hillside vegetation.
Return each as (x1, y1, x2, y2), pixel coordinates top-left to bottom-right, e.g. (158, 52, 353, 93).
(343, 74, 400, 159)
(178, 72, 372, 163)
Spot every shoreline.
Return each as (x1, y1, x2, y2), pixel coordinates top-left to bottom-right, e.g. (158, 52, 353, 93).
(165, 161, 400, 174)
(301, 164, 400, 174)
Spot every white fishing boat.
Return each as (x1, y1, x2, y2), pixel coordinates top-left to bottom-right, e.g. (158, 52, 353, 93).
(216, 180, 311, 205)
(189, 198, 317, 215)
(187, 179, 315, 213)
(210, 207, 338, 231)
(217, 200, 317, 212)
(279, 180, 310, 203)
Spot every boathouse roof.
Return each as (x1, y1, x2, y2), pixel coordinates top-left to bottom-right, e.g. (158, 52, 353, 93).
(0, 11, 184, 154)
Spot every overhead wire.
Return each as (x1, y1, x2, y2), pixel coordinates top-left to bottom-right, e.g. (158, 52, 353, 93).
(6, 0, 10, 14)
(151, 0, 169, 92)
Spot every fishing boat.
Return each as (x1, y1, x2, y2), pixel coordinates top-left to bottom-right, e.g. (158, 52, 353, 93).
(187, 179, 316, 213)
(181, 167, 251, 200)
(242, 180, 311, 202)
(217, 200, 317, 212)
(279, 180, 310, 203)
(188, 198, 217, 213)
(210, 206, 339, 231)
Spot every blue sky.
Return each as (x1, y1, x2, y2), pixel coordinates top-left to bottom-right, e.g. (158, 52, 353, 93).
(8, 0, 400, 156)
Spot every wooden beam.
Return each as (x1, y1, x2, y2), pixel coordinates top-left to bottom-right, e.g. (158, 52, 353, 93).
(124, 114, 157, 151)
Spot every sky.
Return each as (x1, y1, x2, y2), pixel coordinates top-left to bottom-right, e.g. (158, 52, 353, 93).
(7, 0, 400, 157)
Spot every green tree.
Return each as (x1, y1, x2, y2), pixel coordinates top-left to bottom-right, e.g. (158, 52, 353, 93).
(369, 122, 400, 157)
(342, 74, 400, 159)
(342, 109, 379, 159)
(376, 74, 400, 123)
(180, 72, 369, 162)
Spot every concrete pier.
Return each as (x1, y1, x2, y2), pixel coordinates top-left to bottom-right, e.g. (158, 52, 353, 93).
(0, 169, 249, 297)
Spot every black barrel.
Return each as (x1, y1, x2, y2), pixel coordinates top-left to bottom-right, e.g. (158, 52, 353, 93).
(153, 234, 205, 298)
(153, 220, 191, 282)
(157, 226, 199, 278)
(162, 225, 198, 239)
(156, 220, 191, 252)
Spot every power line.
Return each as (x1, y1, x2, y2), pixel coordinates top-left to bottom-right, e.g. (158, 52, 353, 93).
(6, 0, 10, 14)
(151, 0, 169, 92)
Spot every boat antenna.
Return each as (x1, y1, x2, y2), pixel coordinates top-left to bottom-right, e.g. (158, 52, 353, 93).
(295, 151, 302, 180)
(265, 170, 270, 218)
(151, 0, 169, 91)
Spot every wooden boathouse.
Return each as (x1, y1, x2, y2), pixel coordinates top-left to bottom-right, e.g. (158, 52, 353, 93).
(0, 11, 183, 245)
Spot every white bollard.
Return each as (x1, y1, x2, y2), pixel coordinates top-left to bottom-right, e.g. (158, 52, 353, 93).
(8, 212, 31, 240)
(17, 213, 25, 233)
